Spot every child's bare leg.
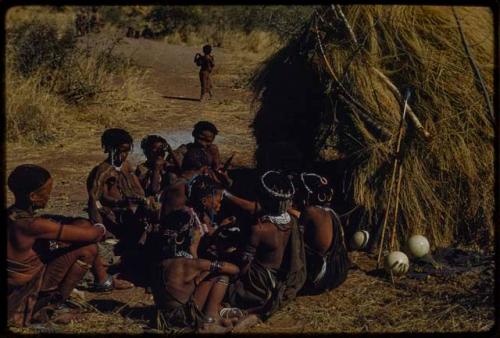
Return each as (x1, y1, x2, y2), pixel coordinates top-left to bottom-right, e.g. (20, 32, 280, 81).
(205, 276, 231, 325)
(193, 278, 216, 311)
(92, 255, 108, 284)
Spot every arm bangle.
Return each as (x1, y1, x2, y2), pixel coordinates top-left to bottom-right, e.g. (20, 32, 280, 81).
(94, 223, 107, 234)
(209, 260, 223, 273)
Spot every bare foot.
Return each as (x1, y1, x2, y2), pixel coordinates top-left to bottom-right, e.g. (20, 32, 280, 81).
(113, 277, 134, 290)
(198, 322, 232, 334)
(232, 314, 261, 332)
(51, 312, 85, 325)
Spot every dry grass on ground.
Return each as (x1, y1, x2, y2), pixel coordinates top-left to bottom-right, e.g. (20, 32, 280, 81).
(5, 7, 495, 335)
(8, 250, 495, 334)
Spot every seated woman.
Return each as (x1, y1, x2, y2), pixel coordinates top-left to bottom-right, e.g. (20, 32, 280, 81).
(136, 134, 177, 200)
(86, 128, 158, 288)
(7, 164, 106, 326)
(225, 171, 306, 320)
(291, 172, 350, 295)
(146, 209, 253, 333)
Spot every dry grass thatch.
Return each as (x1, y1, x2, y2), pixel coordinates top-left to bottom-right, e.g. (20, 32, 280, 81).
(251, 5, 494, 249)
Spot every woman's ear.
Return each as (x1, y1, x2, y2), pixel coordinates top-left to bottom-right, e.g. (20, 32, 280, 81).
(29, 191, 44, 207)
(28, 191, 37, 204)
(201, 196, 209, 206)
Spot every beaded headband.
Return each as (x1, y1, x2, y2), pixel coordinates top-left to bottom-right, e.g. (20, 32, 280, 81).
(260, 170, 295, 200)
(300, 172, 328, 194)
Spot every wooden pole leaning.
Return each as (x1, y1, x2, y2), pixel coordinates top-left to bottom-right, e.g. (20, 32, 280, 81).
(376, 90, 411, 268)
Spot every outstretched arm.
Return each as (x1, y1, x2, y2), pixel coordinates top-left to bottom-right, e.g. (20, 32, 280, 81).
(165, 143, 182, 172)
(24, 217, 105, 243)
(223, 191, 261, 215)
(87, 169, 104, 224)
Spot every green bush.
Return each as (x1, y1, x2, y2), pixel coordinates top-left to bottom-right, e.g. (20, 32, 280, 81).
(9, 20, 76, 77)
(146, 6, 203, 34)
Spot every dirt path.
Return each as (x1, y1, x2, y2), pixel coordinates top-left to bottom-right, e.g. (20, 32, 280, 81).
(6, 37, 495, 334)
(6, 37, 260, 215)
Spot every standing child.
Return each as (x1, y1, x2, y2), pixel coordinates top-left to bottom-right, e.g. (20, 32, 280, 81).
(194, 44, 215, 101)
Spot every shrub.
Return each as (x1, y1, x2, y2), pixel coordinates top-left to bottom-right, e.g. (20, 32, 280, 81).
(9, 20, 76, 77)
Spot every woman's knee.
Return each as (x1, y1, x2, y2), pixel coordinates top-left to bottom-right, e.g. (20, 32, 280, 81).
(78, 243, 98, 262)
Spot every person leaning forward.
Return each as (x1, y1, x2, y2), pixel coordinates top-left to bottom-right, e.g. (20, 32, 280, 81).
(7, 164, 106, 327)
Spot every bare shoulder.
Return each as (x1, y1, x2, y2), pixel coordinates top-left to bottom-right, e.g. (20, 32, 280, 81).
(87, 161, 111, 185)
(207, 143, 219, 151)
(175, 144, 188, 153)
(122, 160, 134, 173)
(251, 221, 274, 235)
(305, 205, 328, 217)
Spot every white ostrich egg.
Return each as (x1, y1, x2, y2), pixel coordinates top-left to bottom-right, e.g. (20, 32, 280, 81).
(384, 251, 409, 276)
(407, 235, 430, 258)
(351, 230, 370, 249)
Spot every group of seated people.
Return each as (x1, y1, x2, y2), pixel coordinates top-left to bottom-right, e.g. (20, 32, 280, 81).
(7, 121, 350, 333)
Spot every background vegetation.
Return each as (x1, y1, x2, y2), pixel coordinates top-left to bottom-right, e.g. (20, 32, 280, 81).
(6, 5, 312, 145)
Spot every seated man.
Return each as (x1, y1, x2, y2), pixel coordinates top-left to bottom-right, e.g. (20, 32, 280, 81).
(225, 171, 306, 320)
(291, 173, 349, 295)
(7, 165, 106, 326)
(146, 209, 252, 333)
(86, 128, 155, 288)
(169, 121, 221, 171)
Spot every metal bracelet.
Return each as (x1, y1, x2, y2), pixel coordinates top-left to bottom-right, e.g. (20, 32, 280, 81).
(209, 260, 223, 273)
(94, 223, 107, 234)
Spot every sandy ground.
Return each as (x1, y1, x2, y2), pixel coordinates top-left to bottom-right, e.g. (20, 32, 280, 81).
(6, 36, 496, 334)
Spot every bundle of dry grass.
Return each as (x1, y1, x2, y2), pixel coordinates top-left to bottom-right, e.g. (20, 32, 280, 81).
(252, 5, 494, 249)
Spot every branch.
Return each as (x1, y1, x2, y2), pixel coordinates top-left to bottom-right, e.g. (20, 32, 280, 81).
(334, 5, 358, 45)
(372, 67, 431, 140)
(452, 7, 494, 126)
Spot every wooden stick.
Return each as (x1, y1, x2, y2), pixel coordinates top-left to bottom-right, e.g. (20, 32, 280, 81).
(389, 163, 404, 250)
(376, 158, 398, 268)
(452, 7, 494, 126)
(376, 92, 409, 267)
(372, 67, 431, 140)
(314, 18, 391, 139)
(335, 5, 358, 44)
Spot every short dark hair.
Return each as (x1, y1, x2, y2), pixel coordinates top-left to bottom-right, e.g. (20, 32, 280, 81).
(189, 175, 222, 207)
(203, 44, 212, 54)
(162, 209, 193, 233)
(192, 121, 218, 137)
(8, 164, 51, 196)
(140, 134, 167, 154)
(160, 209, 195, 258)
(182, 148, 210, 171)
(101, 128, 133, 152)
